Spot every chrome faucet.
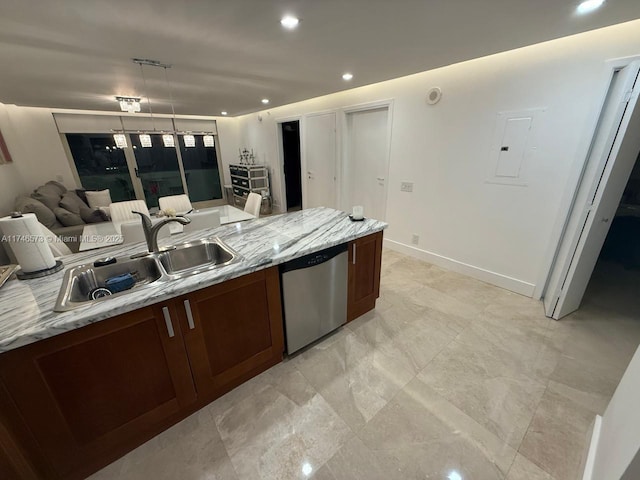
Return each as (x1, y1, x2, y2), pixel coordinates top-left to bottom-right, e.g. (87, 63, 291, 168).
(132, 211, 191, 253)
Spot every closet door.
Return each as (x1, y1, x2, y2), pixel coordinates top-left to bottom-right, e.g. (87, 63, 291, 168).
(304, 112, 337, 208)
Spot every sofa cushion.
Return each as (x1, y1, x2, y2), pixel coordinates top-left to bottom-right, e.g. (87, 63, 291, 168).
(45, 181, 67, 196)
(14, 195, 61, 228)
(54, 207, 84, 227)
(59, 191, 87, 214)
(32, 184, 64, 211)
(85, 189, 112, 209)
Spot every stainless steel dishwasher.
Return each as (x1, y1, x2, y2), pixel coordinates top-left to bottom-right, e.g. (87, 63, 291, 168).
(280, 243, 348, 354)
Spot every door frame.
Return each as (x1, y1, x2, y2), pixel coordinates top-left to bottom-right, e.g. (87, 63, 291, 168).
(340, 99, 394, 220)
(275, 115, 302, 213)
(537, 55, 640, 311)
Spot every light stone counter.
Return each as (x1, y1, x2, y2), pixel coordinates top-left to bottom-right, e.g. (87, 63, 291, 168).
(0, 207, 386, 353)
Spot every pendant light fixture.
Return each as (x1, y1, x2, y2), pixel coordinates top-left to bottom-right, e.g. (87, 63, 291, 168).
(139, 134, 152, 148)
(113, 133, 127, 149)
(162, 134, 175, 147)
(183, 134, 196, 147)
(203, 135, 215, 148)
(131, 58, 215, 147)
(163, 63, 178, 148)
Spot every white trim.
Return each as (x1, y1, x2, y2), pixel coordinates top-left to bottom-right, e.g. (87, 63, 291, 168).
(340, 99, 394, 221)
(384, 239, 536, 297)
(535, 54, 640, 301)
(582, 415, 603, 480)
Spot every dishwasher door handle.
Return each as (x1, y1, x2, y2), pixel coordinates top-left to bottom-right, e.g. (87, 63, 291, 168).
(352, 244, 356, 265)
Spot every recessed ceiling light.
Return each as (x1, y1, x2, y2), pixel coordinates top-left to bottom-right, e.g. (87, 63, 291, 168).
(280, 15, 300, 29)
(261, 98, 270, 104)
(576, 0, 605, 14)
(342, 73, 354, 81)
(221, 111, 228, 115)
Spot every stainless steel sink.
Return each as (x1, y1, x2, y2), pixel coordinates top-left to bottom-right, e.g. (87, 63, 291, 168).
(54, 238, 239, 312)
(54, 256, 163, 312)
(157, 239, 237, 277)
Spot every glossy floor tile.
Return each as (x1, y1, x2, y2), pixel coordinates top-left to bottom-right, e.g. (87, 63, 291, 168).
(90, 254, 640, 480)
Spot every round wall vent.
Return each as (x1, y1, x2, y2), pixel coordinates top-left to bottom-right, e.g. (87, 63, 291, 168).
(426, 87, 442, 105)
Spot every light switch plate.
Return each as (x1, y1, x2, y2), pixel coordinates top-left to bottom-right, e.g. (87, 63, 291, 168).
(412, 234, 419, 245)
(401, 182, 414, 192)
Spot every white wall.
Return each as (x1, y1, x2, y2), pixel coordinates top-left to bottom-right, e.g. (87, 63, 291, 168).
(587, 345, 640, 480)
(1, 105, 78, 194)
(236, 20, 640, 295)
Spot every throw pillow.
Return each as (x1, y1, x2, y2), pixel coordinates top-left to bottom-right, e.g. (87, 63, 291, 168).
(45, 181, 67, 196)
(59, 191, 87, 214)
(54, 207, 84, 227)
(85, 189, 112, 209)
(32, 184, 64, 211)
(80, 208, 107, 224)
(14, 195, 61, 228)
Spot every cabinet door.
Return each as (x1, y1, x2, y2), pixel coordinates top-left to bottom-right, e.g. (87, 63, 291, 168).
(178, 267, 285, 399)
(347, 231, 383, 321)
(0, 303, 196, 479)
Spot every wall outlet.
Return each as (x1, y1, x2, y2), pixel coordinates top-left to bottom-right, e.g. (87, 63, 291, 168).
(401, 182, 414, 192)
(412, 234, 419, 245)
(56, 174, 64, 183)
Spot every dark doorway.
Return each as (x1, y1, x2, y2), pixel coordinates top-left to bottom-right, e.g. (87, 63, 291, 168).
(281, 121, 302, 211)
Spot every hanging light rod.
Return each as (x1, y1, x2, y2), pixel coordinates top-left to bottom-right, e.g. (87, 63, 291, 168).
(132, 58, 172, 68)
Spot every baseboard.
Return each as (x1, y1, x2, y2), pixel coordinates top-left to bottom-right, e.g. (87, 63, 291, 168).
(383, 239, 536, 297)
(581, 415, 602, 480)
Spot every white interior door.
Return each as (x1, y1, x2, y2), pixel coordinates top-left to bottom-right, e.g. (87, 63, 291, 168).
(544, 62, 640, 319)
(304, 113, 336, 208)
(344, 107, 390, 220)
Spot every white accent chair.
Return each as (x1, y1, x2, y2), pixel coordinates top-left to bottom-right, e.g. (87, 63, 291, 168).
(159, 194, 192, 214)
(182, 210, 221, 235)
(244, 192, 262, 218)
(120, 219, 170, 245)
(39, 223, 72, 257)
(109, 200, 150, 224)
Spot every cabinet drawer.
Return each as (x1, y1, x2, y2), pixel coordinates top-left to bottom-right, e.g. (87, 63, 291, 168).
(233, 186, 248, 197)
(231, 177, 250, 188)
(230, 167, 249, 178)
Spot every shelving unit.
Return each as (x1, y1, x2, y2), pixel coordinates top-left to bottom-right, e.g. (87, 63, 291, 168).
(229, 164, 269, 207)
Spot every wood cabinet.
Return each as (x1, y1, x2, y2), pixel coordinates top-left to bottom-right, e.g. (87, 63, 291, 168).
(347, 231, 383, 322)
(0, 267, 284, 480)
(177, 267, 284, 400)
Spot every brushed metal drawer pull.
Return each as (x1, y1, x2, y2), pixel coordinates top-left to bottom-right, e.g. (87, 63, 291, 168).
(353, 244, 356, 265)
(162, 307, 175, 338)
(184, 300, 195, 330)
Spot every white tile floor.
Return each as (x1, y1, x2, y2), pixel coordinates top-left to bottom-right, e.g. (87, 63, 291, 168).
(90, 252, 640, 480)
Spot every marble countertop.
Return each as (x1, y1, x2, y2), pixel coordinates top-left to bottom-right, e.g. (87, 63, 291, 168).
(0, 207, 386, 353)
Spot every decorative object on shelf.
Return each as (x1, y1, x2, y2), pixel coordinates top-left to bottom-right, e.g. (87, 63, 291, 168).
(157, 208, 177, 218)
(238, 148, 256, 165)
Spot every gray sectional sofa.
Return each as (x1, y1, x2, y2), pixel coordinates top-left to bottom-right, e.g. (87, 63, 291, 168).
(13, 181, 108, 252)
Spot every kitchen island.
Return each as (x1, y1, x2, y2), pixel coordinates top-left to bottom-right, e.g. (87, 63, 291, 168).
(0, 207, 386, 479)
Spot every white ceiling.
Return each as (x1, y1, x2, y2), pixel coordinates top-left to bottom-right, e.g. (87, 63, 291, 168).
(1, 0, 640, 116)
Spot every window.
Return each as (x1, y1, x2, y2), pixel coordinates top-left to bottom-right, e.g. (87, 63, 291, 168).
(66, 134, 136, 202)
(178, 135, 223, 202)
(130, 134, 184, 208)
(63, 121, 225, 209)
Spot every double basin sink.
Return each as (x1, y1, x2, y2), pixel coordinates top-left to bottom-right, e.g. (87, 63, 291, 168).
(54, 238, 239, 312)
